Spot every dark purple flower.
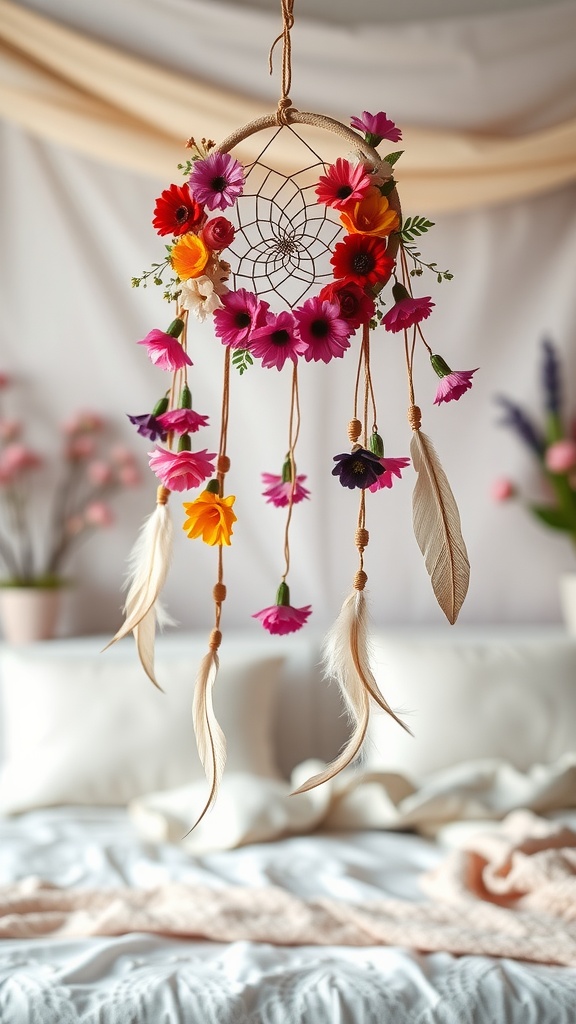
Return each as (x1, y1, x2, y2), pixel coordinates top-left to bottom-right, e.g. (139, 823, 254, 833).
(541, 339, 562, 415)
(494, 396, 545, 457)
(332, 448, 385, 489)
(127, 413, 167, 442)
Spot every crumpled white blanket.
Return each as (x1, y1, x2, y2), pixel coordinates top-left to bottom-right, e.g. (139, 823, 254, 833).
(128, 752, 576, 854)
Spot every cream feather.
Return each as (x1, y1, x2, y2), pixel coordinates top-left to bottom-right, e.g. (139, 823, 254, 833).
(104, 502, 174, 651)
(133, 600, 176, 692)
(190, 648, 227, 828)
(292, 590, 409, 796)
(410, 429, 470, 624)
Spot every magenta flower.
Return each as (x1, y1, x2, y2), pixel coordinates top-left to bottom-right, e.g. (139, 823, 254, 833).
(148, 446, 216, 491)
(137, 329, 192, 372)
(213, 289, 269, 349)
(189, 152, 244, 211)
(261, 471, 310, 508)
(382, 284, 435, 334)
(156, 408, 209, 434)
(434, 370, 477, 405)
(294, 297, 352, 363)
(368, 456, 411, 492)
(250, 311, 307, 370)
(315, 158, 371, 210)
(253, 582, 312, 636)
(350, 111, 402, 146)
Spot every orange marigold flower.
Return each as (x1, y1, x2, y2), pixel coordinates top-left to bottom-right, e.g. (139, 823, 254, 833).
(171, 233, 210, 281)
(339, 189, 400, 238)
(182, 489, 237, 546)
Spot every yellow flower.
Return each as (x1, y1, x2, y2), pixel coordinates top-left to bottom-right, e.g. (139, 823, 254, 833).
(182, 490, 237, 546)
(339, 188, 399, 238)
(171, 233, 210, 280)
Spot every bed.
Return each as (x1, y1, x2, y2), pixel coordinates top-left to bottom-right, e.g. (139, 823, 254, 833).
(0, 627, 575, 1022)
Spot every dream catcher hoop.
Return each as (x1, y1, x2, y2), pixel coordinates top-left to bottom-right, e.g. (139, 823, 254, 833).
(109, 0, 474, 827)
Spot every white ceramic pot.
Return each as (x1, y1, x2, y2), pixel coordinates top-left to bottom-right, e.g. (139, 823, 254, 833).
(559, 572, 576, 637)
(0, 587, 62, 644)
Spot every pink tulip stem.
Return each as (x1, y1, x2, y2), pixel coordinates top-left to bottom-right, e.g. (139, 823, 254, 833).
(4, 484, 33, 580)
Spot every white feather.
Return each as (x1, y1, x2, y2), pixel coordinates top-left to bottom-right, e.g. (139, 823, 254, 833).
(292, 590, 409, 795)
(410, 430, 470, 624)
(105, 503, 174, 650)
(189, 648, 227, 828)
(133, 600, 177, 692)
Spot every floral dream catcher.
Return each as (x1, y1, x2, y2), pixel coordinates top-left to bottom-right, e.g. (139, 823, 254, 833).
(109, 0, 475, 823)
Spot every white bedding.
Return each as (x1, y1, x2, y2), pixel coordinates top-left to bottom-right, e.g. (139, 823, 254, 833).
(0, 808, 575, 1023)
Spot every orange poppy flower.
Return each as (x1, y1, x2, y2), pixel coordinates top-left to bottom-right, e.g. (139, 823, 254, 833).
(171, 233, 210, 281)
(182, 490, 237, 546)
(339, 189, 399, 238)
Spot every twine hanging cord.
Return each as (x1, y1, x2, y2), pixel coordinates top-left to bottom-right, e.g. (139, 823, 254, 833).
(268, 0, 295, 122)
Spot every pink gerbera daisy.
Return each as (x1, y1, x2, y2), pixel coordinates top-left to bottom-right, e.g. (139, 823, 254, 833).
(148, 447, 216, 491)
(294, 296, 352, 363)
(213, 289, 270, 349)
(189, 152, 244, 212)
(368, 456, 411, 492)
(249, 311, 307, 370)
(315, 159, 371, 210)
(350, 111, 402, 146)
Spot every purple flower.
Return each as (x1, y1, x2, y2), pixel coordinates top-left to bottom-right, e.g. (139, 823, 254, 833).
(494, 396, 545, 456)
(213, 289, 269, 349)
(368, 456, 411, 492)
(541, 339, 562, 415)
(332, 448, 385, 489)
(250, 311, 307, 370)
(189, 152, 244, 212)
(294, 296, 352, 363)
(127, 413, 167, 442)
(350, 111, 402, 146)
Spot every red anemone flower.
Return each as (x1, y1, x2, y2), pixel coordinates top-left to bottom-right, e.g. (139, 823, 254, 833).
(152, 183, 205, 237)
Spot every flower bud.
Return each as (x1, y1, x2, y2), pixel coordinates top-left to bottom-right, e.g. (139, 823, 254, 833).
(179, 383, 192, 409)
(177, 433, 192, 452)
(166, 318, 185, 338)
(152, 396, 170, 417)
(369, 432, 384, 458)
(276, 581, 290, 607)
(430, 354, 452, 379)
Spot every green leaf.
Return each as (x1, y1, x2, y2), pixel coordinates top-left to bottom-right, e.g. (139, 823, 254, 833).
(379, 177, 397, 197)
(383, 151, 404, 167)
(232, 349, 253, 375)
(530, 505, 574, 532)
(401, 216, 435, 242)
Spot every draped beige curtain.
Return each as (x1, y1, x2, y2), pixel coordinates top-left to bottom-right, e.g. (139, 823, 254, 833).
(1, 0, 576, 211)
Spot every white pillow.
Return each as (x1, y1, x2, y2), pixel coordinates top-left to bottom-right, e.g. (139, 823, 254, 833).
(365, 630, 576, 781)
(0, 636, 284, 813)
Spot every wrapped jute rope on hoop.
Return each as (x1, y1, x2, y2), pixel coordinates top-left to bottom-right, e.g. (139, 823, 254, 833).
(111, 0, 473, 823)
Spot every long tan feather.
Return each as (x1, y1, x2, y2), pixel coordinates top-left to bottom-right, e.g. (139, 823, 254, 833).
(133, 600, 176, 692)
(410, 429, 470, 624)
(189, 647, 227, 829)
(104, 502, 174, 650)
(292, 590, 409, 796)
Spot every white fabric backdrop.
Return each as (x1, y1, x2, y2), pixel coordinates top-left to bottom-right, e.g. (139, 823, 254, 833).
(1, 1, 576, 635)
